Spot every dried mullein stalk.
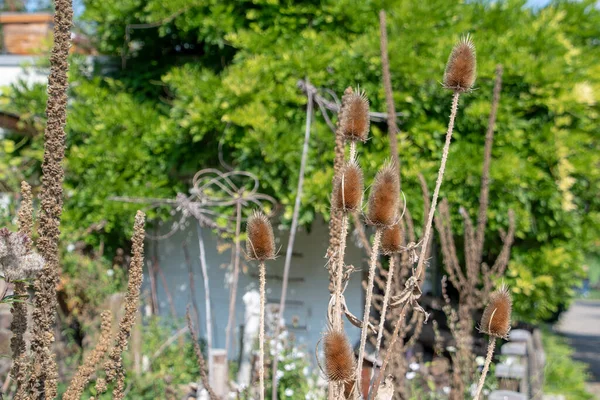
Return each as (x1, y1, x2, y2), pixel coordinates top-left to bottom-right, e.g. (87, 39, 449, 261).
(27, 0, 74, 395)
(443, 35, 476, 93)
(323, 330, 355, 383)
(10, 182, 34, 398)
(473, 284, 512, 400)
(333, 160, 364, 213)
(367, 162, 400, 227)
(63, 311, 113, 400)
(246, 210, 275, 400)
(380, 223, 402, 256)
(99, 211, 145, 400)
(186, 306, 218, 400)
(341, 90, 370, 143)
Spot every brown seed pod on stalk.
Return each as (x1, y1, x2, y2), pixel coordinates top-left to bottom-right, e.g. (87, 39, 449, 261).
(381, 223, 402, 255)
(367, 162, 400, 227)
(323, 330, 355, 382)
(333, 160, 364, 213)
(480, 284, 512, 339)
(443, 36, 476, 93)
(246, 211, 276, 261)
(341, 90, 370, 142)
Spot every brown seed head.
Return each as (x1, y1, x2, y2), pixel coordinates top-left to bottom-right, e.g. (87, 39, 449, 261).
(333, 160, 364, 213)
(367, 162, 400, 227)
(480, 284, 512, 339)
(341, 90, 370, 142)
(323, 330, 355, 382)
(246, 211, 276, 261)
(443, 36, 476, 93)
(381, 223, 403, 255)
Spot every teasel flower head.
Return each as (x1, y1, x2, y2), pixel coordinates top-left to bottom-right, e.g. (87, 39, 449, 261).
(367, 161, 400, 227)
(381, 223, 403, 255)
(246, 210, 276, 261)
(479, 284, 512, 339)
(443, 35, 476, 93)
(332, 159, 364, 213)
(0, 228, 44, 281)
(341, 89, 370, 142)
(323, 330, 355, 382)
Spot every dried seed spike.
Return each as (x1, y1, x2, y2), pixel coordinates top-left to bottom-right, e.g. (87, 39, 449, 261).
(367, 161, 400, 227)
(333, 160, 364, 213)
(246, 210, 276, 261)
(381, 223, 402, 255)
(443, 35, 476, 93)
(323, 330, 355, 382)
(479, 284, 512, 339)
(341, 89, 370, 142)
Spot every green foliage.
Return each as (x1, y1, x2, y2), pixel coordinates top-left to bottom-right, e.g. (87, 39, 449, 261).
(0, 0, 599, 322)
(542, 329, 594, 400)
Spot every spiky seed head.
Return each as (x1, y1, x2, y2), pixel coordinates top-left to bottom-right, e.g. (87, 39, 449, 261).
(480, 284, 512, 339)
(381, 223, 403, 255)
(323, 330, 355, 382)
(367, 162, 400, 227)
(333, 160, 364, 213)
(443, 36, 476, 93)
(246, 211, 276, 261)
(341, 90, 370, 142)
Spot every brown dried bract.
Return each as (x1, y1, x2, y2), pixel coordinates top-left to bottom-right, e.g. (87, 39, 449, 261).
(323, 330, 355, 382)
(333, 160, 364, 213)
(381, 223, 402, 255)
(367, 162, 400, 227)
(341, 91, 370, 142)
(480, 284, 512, 339)
(246, 210, 276, 261)
(443, 36, 476, 93)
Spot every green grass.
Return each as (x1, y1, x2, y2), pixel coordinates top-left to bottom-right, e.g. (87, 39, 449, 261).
(543, 328, 594, 400)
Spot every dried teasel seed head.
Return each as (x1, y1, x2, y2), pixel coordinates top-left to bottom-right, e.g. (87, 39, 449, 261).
(341, 90, 370, 142)
(246, 210, 275, 261)
(367, 161, 400, 227)
(480, 284, 512, 339)
(381, 223, 403, 255)
(323, 330, 355, 382)
(332, 160, 364, 213)
(443, 35, 476, 93)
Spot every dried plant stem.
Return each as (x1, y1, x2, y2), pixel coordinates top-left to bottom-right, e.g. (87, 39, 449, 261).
(333, 215, 349, 329)
(63, 311, 112, 400)
(349, 141, 357, 163)
(28, 0, 73, 395)
(371, 302, 408, 399)
(378, 9, 401, 183)
(258, 261, 266, 400)
(473, 338, 496, 400)
(11, 182, 33, 399)
(474, 65, 503, 262)
(356, 229, 382, 395)
(375, 255, 395, 355)
(415, 91, 460, 282)
(100, 211, 146, 400)
(186, 306, 219, 400)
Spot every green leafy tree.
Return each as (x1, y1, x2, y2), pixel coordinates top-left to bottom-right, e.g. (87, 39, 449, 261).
(1, 0, 598, 322)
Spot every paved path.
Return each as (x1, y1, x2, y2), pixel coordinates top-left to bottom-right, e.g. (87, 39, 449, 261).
(556, 300, 600, 397)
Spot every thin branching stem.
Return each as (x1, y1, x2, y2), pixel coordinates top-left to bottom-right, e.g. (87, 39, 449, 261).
(375, 255, 395, 355)
(473, 338, 496, 400)
(259, 261, 266, 400)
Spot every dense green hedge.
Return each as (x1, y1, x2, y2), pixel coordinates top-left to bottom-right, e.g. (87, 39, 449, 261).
(1, 0, 598, 322)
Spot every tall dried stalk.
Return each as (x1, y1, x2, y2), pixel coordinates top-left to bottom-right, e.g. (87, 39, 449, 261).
(10, 182, 33, 398)
(97, 211, 146, 400)
(27, 0, 73, 396)
(63, 311, 113, 400)
(187, 306, 218, 400)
